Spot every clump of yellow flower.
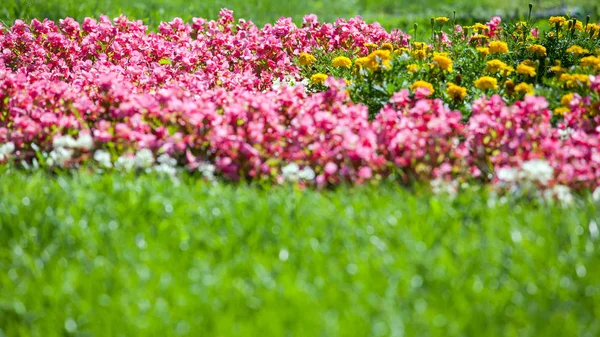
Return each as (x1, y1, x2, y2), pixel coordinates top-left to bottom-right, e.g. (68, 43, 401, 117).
(471, 23, 489, 31)
(559, 74, 591, 88)
(476, 47, 490, 56)
(354, 50, 392, 72)
(410, 80, 435, 94)
(354, 57, 377, 72)
(527, 44, 547, 57)
(474, 76, 498, 90)
(485, 59, 513, 75)
(381, 43, 394, 52)
(435, 17, 450, 23)
(549, 16, 566, 25)
(566, 45, 589, 56)
(310, 73, 328, 85)
(516, 60, 537, 77)
(488, 41, 509, 54)
(446, 83, 467, 100)
(431, 54, 453, 72)
(332, 56, 352, 69)
(364, 42, 378, 48)
(407, 64, 419, 73)
(561, 93, 575, 106)
(411, 42, 429, 60)
(514, 82, 534, 95)
(298, 53, 316, 66)
(580, 56, 600, 71)
(549, 60, 567, 75)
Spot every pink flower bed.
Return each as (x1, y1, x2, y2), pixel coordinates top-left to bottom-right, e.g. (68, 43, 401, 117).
(1, 10, 600, 192)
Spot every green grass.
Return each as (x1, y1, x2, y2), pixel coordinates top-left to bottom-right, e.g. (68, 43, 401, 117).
(1, 0, 599, 31)
(1, 170, 600, 336)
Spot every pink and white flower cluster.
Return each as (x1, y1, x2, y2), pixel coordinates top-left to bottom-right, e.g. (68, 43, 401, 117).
(1, 11, 600, 193)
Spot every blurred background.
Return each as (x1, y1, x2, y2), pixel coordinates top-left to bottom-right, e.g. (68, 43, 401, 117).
(1, 0, 599, 31)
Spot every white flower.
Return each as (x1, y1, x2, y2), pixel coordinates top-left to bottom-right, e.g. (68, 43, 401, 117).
(281, 163, 300, 181)
(53, 135, 77, 148)
(0, 142, 15, 161)
(134, 149, 154, 168)
(154, 163, 177, 176)
(198, 162, 216, 180)
(298, 166, 316, 181)
(593, 186, 600, 202)
(430, 178, 458, 198)
(558, 127, 574, 140)
(543, 184, 574, 205)
(93, 150, 112, 168)
(53, 134, 94, 150)
(520, 159, 554, 185)
(47, 147, 73, 167)
(496, 167, 519, 183)
(75, 134, 94, 150)
(115, 155, 135, 172)
(157, 154, 177, 167)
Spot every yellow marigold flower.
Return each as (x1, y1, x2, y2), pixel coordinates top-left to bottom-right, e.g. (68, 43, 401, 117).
(580, 56, 600, 70)
(446, 83, 467, 100)
(355, 57, 377, 72)
(412, 49, 428, 60)
(364, 42, 378, 48)
(561, 93, 574, 106)
(549, 65, 567, 75)
(573, 20, 584, 31)
(527, 44, 547, 57)
(298, 53, 316, 66)
(474, 76, 498, 90)
(310, 73, 328, 85)
(332, 56, 352, 68)
(485, 59, 509, 74)
(412, 42, 429, 50)
(472, 34, 489, 41)
(476, 47, 490, 56)
(514, 82, 534, 95)
(394, 47, 409, 54)
(367, 49, 391, 69)
(549, 16, 566, 25)
(410, 80, 435, 94)
(516, 60, 537, 77)
(488, 41, 509, 54)
(566, 45, 589, 56)
(554, 107, 570, 116)
(381, 43, 394, 52)
(431, 54, 453, 72)
(435, 17, 450, 23)
(472, 23, 489, 31)
(369, 49, 391, 61)
(407, 64, 419, 73)
(559, 74, 590, 88)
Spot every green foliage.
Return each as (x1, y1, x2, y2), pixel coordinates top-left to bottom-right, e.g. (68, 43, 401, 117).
(1, 170, 600, 336)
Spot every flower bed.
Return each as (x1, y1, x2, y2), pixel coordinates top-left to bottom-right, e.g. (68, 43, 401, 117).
(1, 9, 599, 196)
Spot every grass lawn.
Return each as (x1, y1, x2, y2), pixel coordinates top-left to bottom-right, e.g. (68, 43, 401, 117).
(1, 171, 600, 336)
(1, 0, 599, 31)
